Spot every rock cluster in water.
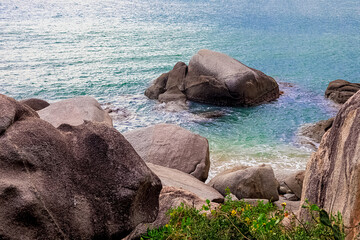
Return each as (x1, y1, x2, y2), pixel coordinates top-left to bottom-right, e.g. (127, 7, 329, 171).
(325, 79, 360, 104)
(145, 49, 280, 106)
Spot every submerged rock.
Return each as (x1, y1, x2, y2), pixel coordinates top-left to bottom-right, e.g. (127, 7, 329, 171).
(298, 118, 334, 147)
(299, 91, 360, 239)
(124, 124, 210, 181)
(38, 96, 113, 128)
(145, 49, 280, 106)
(325, 79, 360, 104)
(0, 94, 162, 239)
(208, 164, 279, 201)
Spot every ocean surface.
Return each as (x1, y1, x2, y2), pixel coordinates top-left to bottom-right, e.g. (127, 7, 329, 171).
(1, 0, 359, 178)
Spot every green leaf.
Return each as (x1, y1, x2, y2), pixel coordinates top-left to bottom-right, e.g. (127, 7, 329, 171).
(206, 199, 210, 205)
(310, 204, 320, 212)
(319, 209, 332, 227)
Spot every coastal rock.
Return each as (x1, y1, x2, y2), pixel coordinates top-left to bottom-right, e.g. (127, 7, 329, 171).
(147, 163, 224, 203)
(325, 79, 360, 104)
(283, 170, 305, 199)
(124, 124, 210, 181)
(145, 49, 280, 106)
(37, 96, 113, 128)
(299, 91, 360, 239)
(0, 94, 162, 239)
(298, 118, 334, 145)
(19, 98, 50, 111)
(125, 186, 219, 240)
(208, 164, 279, 201)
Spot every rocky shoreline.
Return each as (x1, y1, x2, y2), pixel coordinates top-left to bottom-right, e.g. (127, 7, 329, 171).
(1, 51, 359, 239)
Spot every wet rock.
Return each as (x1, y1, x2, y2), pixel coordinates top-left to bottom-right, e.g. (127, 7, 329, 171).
(299, 118, 334, 145)
(325, 79, 360, 104)
(145, 49, 280, 106)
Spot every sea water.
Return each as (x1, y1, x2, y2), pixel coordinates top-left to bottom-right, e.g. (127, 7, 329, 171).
(1, 0, 359, 178)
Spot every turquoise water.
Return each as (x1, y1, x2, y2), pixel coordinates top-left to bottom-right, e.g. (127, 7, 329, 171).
(1, 0, 359, 177)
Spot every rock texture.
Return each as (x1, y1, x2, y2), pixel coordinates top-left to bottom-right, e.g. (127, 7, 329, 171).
(145, 49, 280, 106)
(38, 96, 113, 128)
(283, 170, 305, 199)
(299, 91, 360, 239)
(147, 163, 224, 203)
(19, 98, 50, 111)
(124, 124, 210, 181)
(209, 164, 279, 201)
(0, 94, 162, 239)
(299, 118, 334, 144)
(125, 186, 219, 240)
(325, 79, 360, 104)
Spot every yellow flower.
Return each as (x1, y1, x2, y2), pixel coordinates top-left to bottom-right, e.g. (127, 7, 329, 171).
(281, 202, 287, 207)
(231, 210, 236, 216)
(245, 217, 250, 224)
(165, 224, 169, 228)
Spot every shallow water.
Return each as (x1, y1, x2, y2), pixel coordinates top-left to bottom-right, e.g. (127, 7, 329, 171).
(1, 0, 359, 178)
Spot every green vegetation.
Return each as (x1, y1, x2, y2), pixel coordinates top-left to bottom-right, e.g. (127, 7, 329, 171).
(141, 191, 346, 240)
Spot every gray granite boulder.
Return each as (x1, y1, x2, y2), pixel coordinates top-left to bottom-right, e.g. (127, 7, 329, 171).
(124, 124, 210, 181)
(0, 94, 162, 239)
(147, 163, 224, 203)
(145, 49, 280, 106)
(299, 91, 360, 240)
(38, 96, 113, 128)
(208, 164, 279, 201)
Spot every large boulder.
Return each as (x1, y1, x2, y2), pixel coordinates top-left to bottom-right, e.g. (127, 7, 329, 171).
(19, 98, 50, 111)
(145, 49, 280, 106)
(0, 94, 162, 239)
(208, 165, 279, 201)
(325, 79, 360, 104)
(37, 96, 113, 128)
(124, 124, 210, 181)
(299, 91, 360, 239)
(147, 163, 224, 203)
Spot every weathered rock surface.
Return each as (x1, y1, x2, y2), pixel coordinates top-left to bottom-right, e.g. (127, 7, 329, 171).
(19, 98, 50, 111)
(125, 186, 219, 240)
(298, 118, 334, 146)
(147, 163, 224, 203)
(38, 96, 113, 128)
(283, 170, 305, 199)
(145, 49, 280, 106)
(208, 164, 279, 201)
(299, 91, 360, 239)
(124, 124, 210, 181)
(325, 79, 360, 104)
(0, 94, 162, 239)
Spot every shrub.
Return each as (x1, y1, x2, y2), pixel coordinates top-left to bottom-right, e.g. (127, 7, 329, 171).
(141, 192, 348, 240)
